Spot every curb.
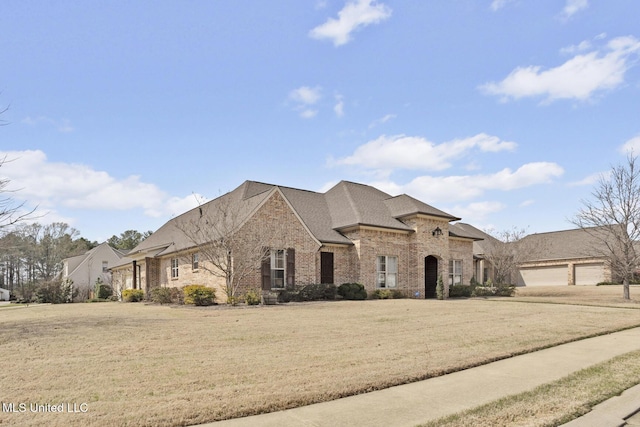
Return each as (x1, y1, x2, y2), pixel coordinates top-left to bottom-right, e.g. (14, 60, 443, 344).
(561, 383, 640, 427)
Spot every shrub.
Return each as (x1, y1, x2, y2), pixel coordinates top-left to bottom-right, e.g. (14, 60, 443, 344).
(596, 281, 620, 286)
(36, 279, 76, 304)
(390, 289, 406, 299)
(449, 284, 473, 298)
(337, 283, 367, 300)
(296, 284, 337, 301)
(122, 289, 144, 302)
(244, 289, 261, 305)
(183, 285, 215, 306)
(151, 287, 173, 304)
(96, 283, 113, 300)
(436, 275, 444, 300)
(372, 289, 392, 299)
(472, 283, 516, 297)
(277, 290, 296, 303)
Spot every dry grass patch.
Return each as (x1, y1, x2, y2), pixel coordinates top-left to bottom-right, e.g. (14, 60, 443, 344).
(2, 300, 640, 426)
(421, 349, 640, 427)
(513, 285, 640, 308)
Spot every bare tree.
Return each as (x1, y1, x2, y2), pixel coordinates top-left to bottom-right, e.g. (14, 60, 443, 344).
(0, 156, 37, 231)
(482, 227, 546, 285)
(571, 154, 640, 300)
(174, 193, 274, 303)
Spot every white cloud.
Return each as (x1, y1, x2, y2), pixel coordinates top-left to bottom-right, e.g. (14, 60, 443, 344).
(411, 163, 562, 202)
(289, 86, 322, 118)
(568, 172, 605, 187)
(309, 0, 392, 47)
(22, 116, 74, 133)
(559, 40, 592, 55)
(289, 86, 322, 105)
(368, 113, 396, 129)
(519, 199, 535, 207)
(452, 201, 507, 223)
(619, 135, 640, 154)
(480, 35, 640, 103)
(490, 0, 515, 11)
(0, 150, 201, 218)
(334, 133, 517, 172)
(366, 162, 564, 204)
(560, 0, 588, 19)
(334, 94, 345, 117)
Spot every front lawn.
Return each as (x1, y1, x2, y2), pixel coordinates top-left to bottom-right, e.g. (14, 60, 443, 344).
(3, 299, 640, 426)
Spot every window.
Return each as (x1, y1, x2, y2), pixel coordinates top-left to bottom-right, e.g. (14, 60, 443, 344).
(449, 260, 462, 286)
(377, 255, 397, 288)
(261, 248, 295, 291)
(192, 253, 199, 271)
(102, 261, 108, 273)
(271, 249, 285, 289)
(171, 258, 179, 279)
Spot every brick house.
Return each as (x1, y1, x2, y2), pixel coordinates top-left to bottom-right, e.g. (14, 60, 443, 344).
(111, 180, 481, 302)
(448, 223, 614, 287)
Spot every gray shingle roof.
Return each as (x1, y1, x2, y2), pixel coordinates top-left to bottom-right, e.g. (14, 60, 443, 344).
(449, 223, 498, 255)
(448, 223, 485, 242)
(124, 180, 462, 258)
(385, 194, 461, 221)
(520, 226, 611, 261)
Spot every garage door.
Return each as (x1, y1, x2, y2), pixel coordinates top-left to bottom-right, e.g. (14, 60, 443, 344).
(517, 265, 568, 286)
(575, 263, 605, 286)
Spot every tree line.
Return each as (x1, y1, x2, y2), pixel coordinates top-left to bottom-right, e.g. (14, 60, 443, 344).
(0, 224, 151, 300)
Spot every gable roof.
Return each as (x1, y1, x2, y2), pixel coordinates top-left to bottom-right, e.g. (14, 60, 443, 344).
(123, 180, 462, 258)
(448, 223, 485, 242)
(325, 181, 459, 232)
(520, 226, 612, 262)
(450, 223, 498, 255)
(64, 242, 126, 277)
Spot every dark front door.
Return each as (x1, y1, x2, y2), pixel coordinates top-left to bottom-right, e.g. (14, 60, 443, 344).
(320, 252, 334, 284)
(425, 256, 438, 299)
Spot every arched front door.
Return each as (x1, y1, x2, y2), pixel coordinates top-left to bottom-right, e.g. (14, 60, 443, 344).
(424, 256, 438, 299)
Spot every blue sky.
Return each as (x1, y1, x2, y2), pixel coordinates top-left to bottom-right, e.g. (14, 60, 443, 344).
(1, 0, 639, 242)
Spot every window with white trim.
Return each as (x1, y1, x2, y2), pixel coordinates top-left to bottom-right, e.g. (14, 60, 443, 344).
(376, 255, 397, 288)
(102, 261, 108, 273)
(271, 249, 285, 289)
(192, 253, 199, 271)
(171, 258, 179, 279)
(449, 259, 462, 286)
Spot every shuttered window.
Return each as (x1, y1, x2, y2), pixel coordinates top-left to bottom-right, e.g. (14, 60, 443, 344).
(261, 248, 296, 290)
(271, 249, 285, 289)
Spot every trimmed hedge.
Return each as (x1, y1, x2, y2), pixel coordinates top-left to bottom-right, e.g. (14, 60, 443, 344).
(244, 289, 261, 305)
(122, 289, 144, 302)
(449, 284, 473, 298)
(296, 284, 337, 301)
(183, 285, 215, 306)
(337, 283, 367, 300)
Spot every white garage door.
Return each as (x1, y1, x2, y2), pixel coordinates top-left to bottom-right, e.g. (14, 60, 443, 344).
(518, 265, 568, 286)
(575, 263, 605, 286)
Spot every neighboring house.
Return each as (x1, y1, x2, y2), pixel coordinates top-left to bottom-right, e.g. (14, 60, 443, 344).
(448, 224, 614, 287)
(0, 287, 9, 301)
(111, 180, 481, 301)
(61, 242, 126, 300)
(516, 227, 612, 286)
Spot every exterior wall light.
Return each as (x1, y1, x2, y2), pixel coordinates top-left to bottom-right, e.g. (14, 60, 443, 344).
(432, 227, 443, 237)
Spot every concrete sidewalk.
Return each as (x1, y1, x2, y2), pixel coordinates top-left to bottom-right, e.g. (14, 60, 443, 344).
(200, 327, 640, 427)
